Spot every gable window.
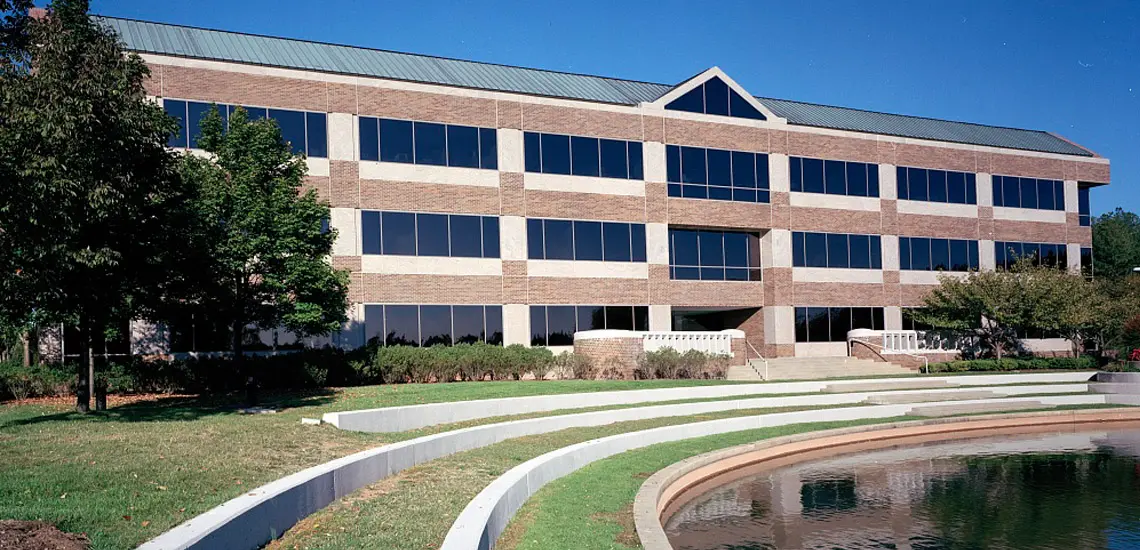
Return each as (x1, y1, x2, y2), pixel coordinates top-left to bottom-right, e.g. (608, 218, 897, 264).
(664, 76, 766, 121)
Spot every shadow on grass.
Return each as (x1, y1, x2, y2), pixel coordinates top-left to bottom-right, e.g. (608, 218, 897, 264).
(0, 389, 339, 429)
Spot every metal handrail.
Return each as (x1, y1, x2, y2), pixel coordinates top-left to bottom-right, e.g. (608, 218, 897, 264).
(745, 341, 769, 381)
(851, 337, 930, 374)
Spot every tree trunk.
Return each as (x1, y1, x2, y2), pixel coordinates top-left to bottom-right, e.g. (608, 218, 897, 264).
(76, 317, 91, 413)
(21, 332, 30, 367)
(234, 319, 255, 406)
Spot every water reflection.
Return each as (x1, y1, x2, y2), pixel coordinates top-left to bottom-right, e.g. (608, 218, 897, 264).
(665, 429, 1140, 550)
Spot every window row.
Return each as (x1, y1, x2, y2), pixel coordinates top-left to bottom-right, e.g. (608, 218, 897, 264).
(669, 229, 762, 281)
(1079, 187, 1091, 227)
(1081, 246, 1093, 277)
(529, 305, 649, 347)
(362, 211, 500, 258)
(896, 166, 977, 205)
(991, 175, 1065, 211)
(524, 132, 643, 180)
(899, 237, 980, 272)
(363, 304, 503, 347)
(994, 241, 1069, 270)
(790, 157, 880, 197)
(666, 145, 771, 204)
(664, 76, 765, 120)
(527, 219, 646, 262)
(792, 232, 883, 270)
(795, 307, 885, 343)
(164, 99, 327, 157)
(359, 117, 497, 169)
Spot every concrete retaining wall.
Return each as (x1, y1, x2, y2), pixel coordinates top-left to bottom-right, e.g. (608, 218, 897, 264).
(324, 371, 1097, 432)
(437, 394, 1107, 550)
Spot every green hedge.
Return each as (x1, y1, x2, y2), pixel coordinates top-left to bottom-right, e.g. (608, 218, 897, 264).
(632, 348, 730, 380)
(927, 355, 1097, 373)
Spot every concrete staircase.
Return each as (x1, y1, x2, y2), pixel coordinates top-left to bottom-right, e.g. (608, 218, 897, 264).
(729, 356, 916, 381)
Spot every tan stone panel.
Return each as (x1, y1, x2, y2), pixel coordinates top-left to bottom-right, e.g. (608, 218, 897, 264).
(332, 256, 361, 272)
(496, 101, 522, 130)
(895, 143, 978, 172)
(1076, 161, 1110, 184)
(1070, 225, 1092, 246)
(143, 66, 162, 96)
(327, 83, 357, 114)
(302, 175, 331, 204)
(883, 271, 900, 284)
(794, 282, 886, 306)
(768, 129, 789, 155)
(896, 214, 980, 239)
(329, 161, 359, 208)
(157, 65, 327, 111)
(763, 267, 792, 306)
(520, 103, 642, 140)
(667, 199, 771, 231)
(789, 132, 877, 164)
(500, 173, 525, 216)
(788, 206, 881, 234)
(645, 182, 668, 224)
(526, 190, 645, 222)
(357, 87, 496, 127)
(875, 140, 898, 165)
(359, 180, 501, 215)
(527, 277, 648, 305)
(643, 116, 665, 143)
(900, 284, 937, 307)
(880, 200, 898, 234)
(989, 152, 1066, 180)
(769, 192, 791, 229)
(360, 274, 503, 304)
(502, 261, 528, 303)
(662, 119, 767, 152)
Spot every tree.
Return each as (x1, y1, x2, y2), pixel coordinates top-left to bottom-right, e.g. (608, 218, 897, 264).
(0, 0, 184, 411)
(1086, 275, 1140, 356)
(1092, 208, 1140, 278)
(0, 0, 32, 67)
(179, 107, 349, 403)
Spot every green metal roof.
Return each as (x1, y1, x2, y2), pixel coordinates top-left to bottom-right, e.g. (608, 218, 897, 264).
(100, 16, 1095, 158)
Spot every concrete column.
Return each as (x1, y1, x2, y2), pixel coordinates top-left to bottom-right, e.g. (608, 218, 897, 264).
(644, 142, 665, 183)
(762, 228, 792, 268)
(646, 223, 669, 265)
(649, 304, 672, 331)
(500, 215, 527, 261)
(764, 306, 795, 348)
(881, 235, 900, 271)
(130, 320, 169, 355)
(503, 304, 530, 346)
(879, 164, 898, 200)
(328, 113, 355, 162)
(331, 208, 359, 256)
(1067, 243, 1082, 274)
(768, 153, 790, 193)
(885, 306, 903, 330)
(977, 173, 993, 207)
(979, 240, 996, 271)
(1063, 180, 1079, 213)
(498, 128, 523, 173)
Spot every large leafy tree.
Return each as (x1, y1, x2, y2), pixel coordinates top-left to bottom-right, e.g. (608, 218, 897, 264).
(0, 0, 184, 411)
(180, 107, 348, 402)
(1092, 208, 1140, 278)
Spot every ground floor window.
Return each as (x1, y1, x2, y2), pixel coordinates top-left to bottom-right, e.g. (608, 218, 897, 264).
(530, 305, 648, 346)
(363, 304, 502, 347)
(62, 320, 131, 359)
(794, 307, 884, 343)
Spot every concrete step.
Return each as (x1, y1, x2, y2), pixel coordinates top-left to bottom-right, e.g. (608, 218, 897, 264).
(907, 400, 1051, 417)
(865, 390, 999, 405)
(822, 380, 958, 393)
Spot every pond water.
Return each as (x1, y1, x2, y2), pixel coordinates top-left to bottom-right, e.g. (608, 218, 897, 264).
(665, 427, 1140, 550)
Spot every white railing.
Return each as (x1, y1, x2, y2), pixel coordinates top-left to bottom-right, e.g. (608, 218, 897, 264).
(641, 330, 739, 355)
(880, 330, 921, 353)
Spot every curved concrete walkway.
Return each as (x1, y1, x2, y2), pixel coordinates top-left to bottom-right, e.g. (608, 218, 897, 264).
(633, 408, 1140, 550)
(323, 372, 1095, 432)
(437, 394, 1108, 550)
(137, 374, 1100, 550)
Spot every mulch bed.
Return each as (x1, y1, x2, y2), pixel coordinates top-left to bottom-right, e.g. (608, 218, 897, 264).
(0, 520, 88, 550)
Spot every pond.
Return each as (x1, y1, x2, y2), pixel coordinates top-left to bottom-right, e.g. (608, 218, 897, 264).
(665, 426, 1140, 549)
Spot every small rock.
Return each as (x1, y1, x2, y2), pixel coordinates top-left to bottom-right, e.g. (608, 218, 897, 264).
(300, 418, 321, 426)
(237, 407, 277, 415)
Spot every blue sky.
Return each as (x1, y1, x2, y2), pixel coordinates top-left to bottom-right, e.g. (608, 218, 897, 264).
(94, 0, 1137, 215)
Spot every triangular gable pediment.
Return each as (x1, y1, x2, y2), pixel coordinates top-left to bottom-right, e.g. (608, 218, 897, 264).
(649, 67, 778, 122)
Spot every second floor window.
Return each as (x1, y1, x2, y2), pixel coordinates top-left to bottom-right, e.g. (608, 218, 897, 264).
(164, 99, 327, 158)
(897, 166, 977, 204)
(792, 232, 883, 269)
(1079, 187, 1091, 226)
(992, 175, 1064, 211)
(669, 229, 761, 281)
(359, 117, 497, 169)
(666, 145, 770, 203)
(995, 241, 1068, 270)
(524, 132, 643, 180)
(899, 237, 980, 272)
(790, 156, 880, 198)
(527, 219, 646, 262)
(362, 211, 500, 258)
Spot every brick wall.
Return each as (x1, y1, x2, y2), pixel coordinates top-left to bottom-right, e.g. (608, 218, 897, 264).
(573, 336, 642, 379)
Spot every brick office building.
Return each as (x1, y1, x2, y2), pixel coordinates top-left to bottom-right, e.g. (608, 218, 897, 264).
(97, 16, 1107, 359)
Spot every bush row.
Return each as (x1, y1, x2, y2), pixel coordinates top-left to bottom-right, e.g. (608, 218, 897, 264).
(927, 355, 1098, 373)
(633, 348, 730, 380)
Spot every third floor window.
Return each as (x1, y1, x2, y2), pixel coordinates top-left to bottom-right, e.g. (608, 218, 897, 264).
(359, 117, 497, 169)
(790, 156, 880, 198)
(524, 132, 643, 180)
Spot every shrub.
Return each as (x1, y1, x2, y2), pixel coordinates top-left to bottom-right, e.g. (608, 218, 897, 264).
(636, 348, 732, 380)
(550, 352, 595, 380)
(928, 355, 1097, 374)
(0, 361, 73, 400)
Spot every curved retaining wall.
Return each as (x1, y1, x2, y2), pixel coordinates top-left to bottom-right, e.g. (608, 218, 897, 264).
(139, 383, 1087, 549)
(633, 408, 1140, 550)
(323, 372, 1096, 432)
(437, 394, 1108, 550)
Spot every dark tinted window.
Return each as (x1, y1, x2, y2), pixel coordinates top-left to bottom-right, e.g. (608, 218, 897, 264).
(665, 77, 766, 120)
(187, 101, 216, 148)
(359, 117, 379, 161)
(824, 160, 846, 195)
(628, 142, 643, 180)
(680, 146, 707, 184)
(449, 215, 483, 258)
(804, 232, 828, 268)
(531, 305, 649, 344)
(795, 232, 879, 270)
(413, 122, 447, 166)
(792, 157, 878, 197)
(540, 133, 571, 175)
(790, 157, 804, 192)
(384, 305, 419, 347)
(995, 240, 1068, 270)
(930, 238, 950, 271)
(364, 211, 499, 258)
(826, 233, 849, 268)
(529, 219, 644, 262)
(908, 167, 929, 201)
(927, 170, 947, 203)
(574, 221, 603, 261)
(269, 108, 306, 155)
(1079, 187, 1091, 226)
(1020, 177, 1038, 209)
(306, 112, 327, 158)
(795, 306, 886, 342)
(524, 132, 541, 172)
(571, 136, 600, 177)
(453, 306, 485, 344)
(479, 128, 497, 170)
(546, 306, 576, 346)
(381, 212, 417, 255)
(164, 99, 188, 148)
(668, 145, 768, 203)
(447, 125, 480, 168)
(416, 213, 449, 256)
(902, 237, 979, 271)
(849, 234, 871, 269)
(482, 217, 500, 258)
(898, 166, 977, 205)
(380, 119, 414, 163)
(603, 222, 631, 262)
(362, 211, 381, 254)
(543, 219, 574, 260)
(801, 158, 825, 194)
(527, 219, 544, 260)
(599, 139, 628, 179)
(530, 305, 548, 346)
(669, 229, 761, 281)
(419, 305, 452, 347)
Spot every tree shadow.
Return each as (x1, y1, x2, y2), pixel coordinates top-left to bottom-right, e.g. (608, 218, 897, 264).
(0, 388, 339, 429)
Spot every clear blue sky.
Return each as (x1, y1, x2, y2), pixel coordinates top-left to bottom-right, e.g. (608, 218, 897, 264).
(93, 0, 1137, 215)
